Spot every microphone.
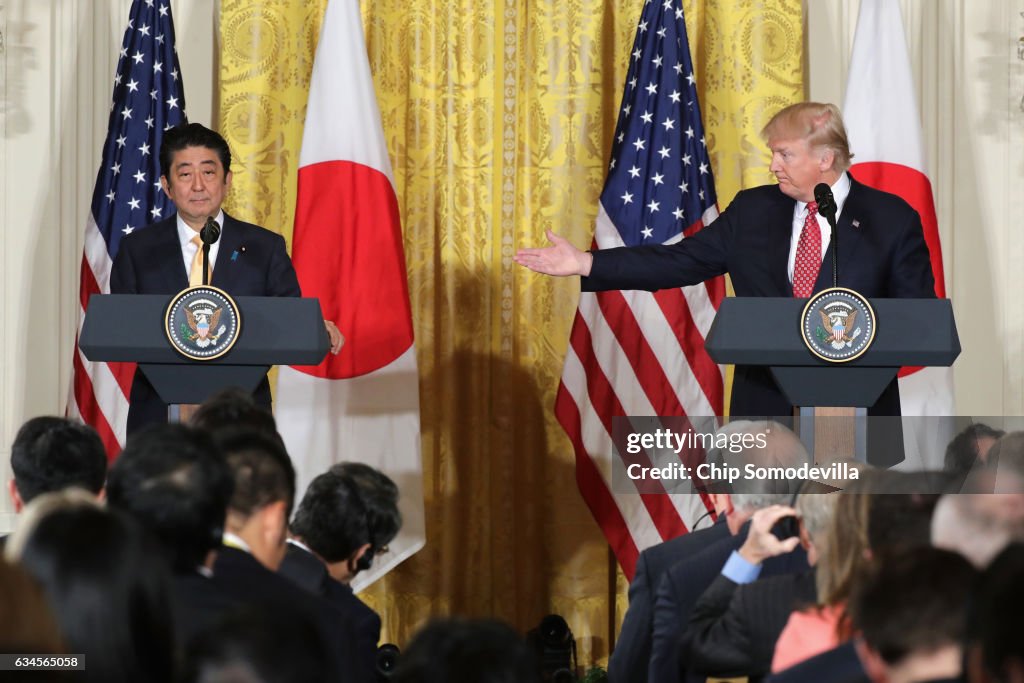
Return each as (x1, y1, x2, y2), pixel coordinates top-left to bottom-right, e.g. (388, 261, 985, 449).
(814, 183, 839, 288)
(199, 217, 220, 287)
(814, 183, 837, 226)
(200, 216, 221, 245)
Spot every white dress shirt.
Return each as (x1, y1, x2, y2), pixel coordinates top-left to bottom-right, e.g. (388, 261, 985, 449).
(177, 210, 225, 280)
(786, 172, 851, 284)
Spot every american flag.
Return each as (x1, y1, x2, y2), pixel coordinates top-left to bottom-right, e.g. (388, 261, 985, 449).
(68, 0, 187, 456)
(554, 0, 724, 579)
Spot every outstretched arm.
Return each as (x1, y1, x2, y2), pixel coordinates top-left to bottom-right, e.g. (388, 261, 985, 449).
(513, 230, 594, 277)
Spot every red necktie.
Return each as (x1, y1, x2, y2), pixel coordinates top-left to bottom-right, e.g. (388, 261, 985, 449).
(793, 201, 821, 298)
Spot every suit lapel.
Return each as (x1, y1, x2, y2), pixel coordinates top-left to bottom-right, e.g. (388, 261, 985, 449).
(211, 214, 243, 291)
(814, 178, 866, 292)
(152, 219, 188, 291)
(765, 192, 796, 296)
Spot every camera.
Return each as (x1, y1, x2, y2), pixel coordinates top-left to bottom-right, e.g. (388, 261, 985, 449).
(526, 614, 578, 682)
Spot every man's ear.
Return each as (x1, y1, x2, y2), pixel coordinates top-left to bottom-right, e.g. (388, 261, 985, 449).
(818, 147, 836, 173)
(225, 169, 233, 191)
(349, 543, 372, 571)
(260, 500, 288, 547)
(159, 175, 171, 198)
(7, 480, 23, 514)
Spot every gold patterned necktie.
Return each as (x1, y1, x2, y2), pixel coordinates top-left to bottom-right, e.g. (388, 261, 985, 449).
(189, 234, 211, 287)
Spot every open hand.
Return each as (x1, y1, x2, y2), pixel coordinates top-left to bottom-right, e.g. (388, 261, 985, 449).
(513, 230, 593, 277)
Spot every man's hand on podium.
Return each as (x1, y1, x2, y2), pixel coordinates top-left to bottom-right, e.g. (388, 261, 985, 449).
(324, 320, 344, 355)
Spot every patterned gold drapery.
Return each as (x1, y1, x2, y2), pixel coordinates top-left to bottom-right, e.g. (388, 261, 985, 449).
(218, 0, 802, 665)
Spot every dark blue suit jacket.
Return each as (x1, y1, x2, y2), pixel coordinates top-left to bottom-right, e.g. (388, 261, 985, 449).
(649, 525, 810, 683)
(609, 518, 730, 683)
(279, 543, 381, 683)
(583, 177, 935, 425)
(110, 213, 301, 433)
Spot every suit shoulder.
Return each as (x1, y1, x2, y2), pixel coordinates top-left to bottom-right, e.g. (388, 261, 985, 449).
(119, 217, 176, 249)
(848, 178, 919, 218)
(225, 215, 287, 244)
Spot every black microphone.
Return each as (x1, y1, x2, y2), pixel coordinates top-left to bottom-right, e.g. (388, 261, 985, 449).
(200, 216, 221, 245)
(199, 217, 220, 287)
(814, 183, 838, 288)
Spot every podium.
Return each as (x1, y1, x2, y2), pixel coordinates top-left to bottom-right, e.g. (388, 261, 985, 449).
(79, 294, 330, 417)
(704, 297, 960, 462)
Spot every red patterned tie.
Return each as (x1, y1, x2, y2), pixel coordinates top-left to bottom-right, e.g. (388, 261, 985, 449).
(793, 201, 821, 298)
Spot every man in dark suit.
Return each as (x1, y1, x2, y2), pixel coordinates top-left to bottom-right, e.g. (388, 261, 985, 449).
(105, 423, 242, 647)
(110, 123, 343, 435)
(514, 102, 935, 433)
(608, 510, 729, 683)
(213, 428, 365, 681)
(280, 463, 402, 683)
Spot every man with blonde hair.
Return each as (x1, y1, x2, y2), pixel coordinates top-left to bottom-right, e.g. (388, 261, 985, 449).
(515, 102, 934, 447)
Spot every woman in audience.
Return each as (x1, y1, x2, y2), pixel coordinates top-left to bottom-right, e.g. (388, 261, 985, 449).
(6, 493, 175, 683)
(770, 474, 877, 673)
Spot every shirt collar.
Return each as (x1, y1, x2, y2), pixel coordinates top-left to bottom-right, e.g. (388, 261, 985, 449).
(176, 209, 225, 248)
(222, 531, 251, 553)
(795, 172, 852, 216)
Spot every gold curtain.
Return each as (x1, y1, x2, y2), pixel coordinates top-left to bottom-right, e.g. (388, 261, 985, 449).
(218, 0, 802, 666)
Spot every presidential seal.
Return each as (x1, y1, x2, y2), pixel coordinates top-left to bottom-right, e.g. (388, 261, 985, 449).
(800, 288, 876, 363)
(164, 286, 241, 361)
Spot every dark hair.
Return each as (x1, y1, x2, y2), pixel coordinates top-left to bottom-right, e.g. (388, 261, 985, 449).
(290, 463, 401, 565)
(17, 507, 175, 683)
(218, 429, 296, 520)
(159, 122, 231, 179)
(967, 543, 1024, 678)
(190, 388, 280, 441)
(180, 605, 332, 683)
(10, 417, 107, 502)
(944, 422, 1005, 474)
(852, 548, 975, 665)
(0, 559, 65, 658)
(866, 473, 941, 556)
(107, 424, 233, 572)
(392, 618, 542, 683)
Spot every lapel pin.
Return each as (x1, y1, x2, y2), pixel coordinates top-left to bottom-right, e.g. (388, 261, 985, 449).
(851, 219, 861, 229)
(231, 250, 239, 262)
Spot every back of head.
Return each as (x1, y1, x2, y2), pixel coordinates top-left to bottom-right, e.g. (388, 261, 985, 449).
(852, 547, 976, 666)
(760, 102, 853, 172)
(392, 618, 542, 683)
(967, 543, 1024, 681)
(291, 462, 401, 567)
(14, 505, 174, 683)
(180, 605, 332, 683)
(10, 417, 107, 503)
(716, 420, 806, 505)
(190, 388, 280, 441)
(0, 559, 65, 657)
(219, 429, 296, 520)
(931, 493, 1024, 568)
(816, 476, 874, 610)
(945, 422, 1005, 475)
(106, 424, 233, 572)
(866, 472, 940, 557)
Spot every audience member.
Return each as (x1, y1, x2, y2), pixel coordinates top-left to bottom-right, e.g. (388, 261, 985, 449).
(0, 559, 65, 660)
(282, 463, 401, 678)
(852, 548, 976, 683)
(647, 420, 808, 683)
(213, 429, 364, 681)
(964, 543, 1024, 683)
(179, 605, 334, 683)
(190, 388, 282, 443)
(106, 423, 241, 644)
(944, 422, 1003, 478)
(8, 416, 106, 513)
(7, 497, 174, 683)
(392, 617, 542, 683)
(931, 492, 1024, 568)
